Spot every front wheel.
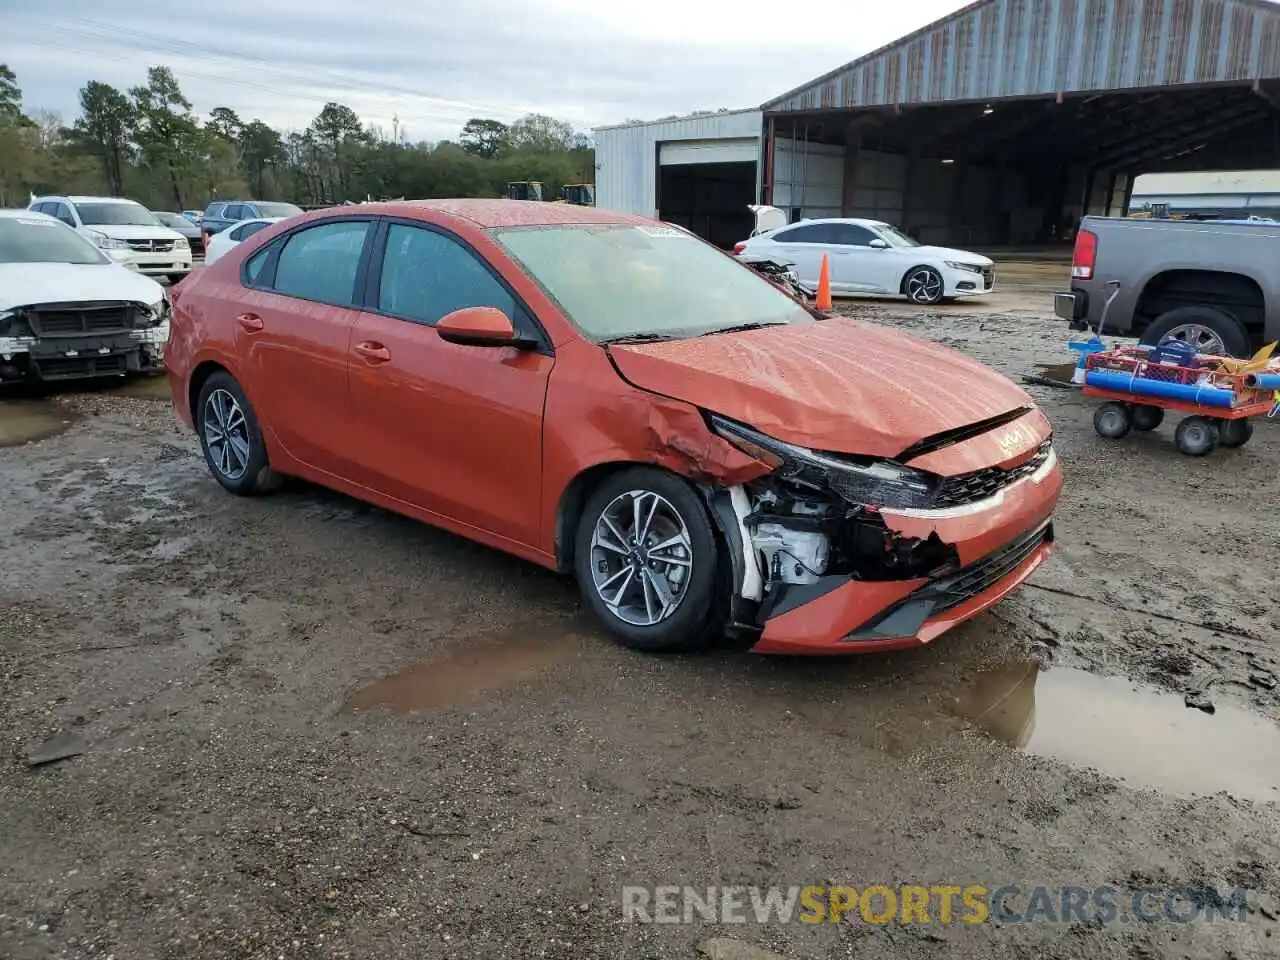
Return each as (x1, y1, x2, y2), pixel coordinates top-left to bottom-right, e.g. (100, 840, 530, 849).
(1093, 402, 1132, 439)
(195, 371, 280, 495)
(1174, 416, 1219, 456)
(573, 468, 724, 653)
(903, 266, 945, 306)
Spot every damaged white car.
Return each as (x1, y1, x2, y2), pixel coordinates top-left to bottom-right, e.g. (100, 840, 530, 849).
(0, 209, 170, 383)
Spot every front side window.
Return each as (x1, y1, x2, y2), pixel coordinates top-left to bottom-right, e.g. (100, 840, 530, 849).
(828, 223, 879, 246)
(74, 201, 159, 227)
(376, 223, 515, 325)
(492, 223, 814, 342)
(0, 216, 110, 265)
(271, 220, 371, 306)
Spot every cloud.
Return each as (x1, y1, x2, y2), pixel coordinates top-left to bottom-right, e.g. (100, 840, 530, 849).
(1, 0, 970, 140)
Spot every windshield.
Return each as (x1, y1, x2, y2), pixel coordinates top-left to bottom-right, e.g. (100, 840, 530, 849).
(75, 201, 161, 227)
(0, 216, 110, 265)
(256, 202, 302, 217)
(873, 223, 921, 247)
(491, 223, 815, 342)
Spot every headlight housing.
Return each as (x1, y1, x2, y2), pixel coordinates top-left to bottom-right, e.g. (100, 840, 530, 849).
(89, 231, 129, 251)
(710, 415, 939, 510)
(174, 237, 189, 249)
(137, 295, 171, 328)
(944, 261, 984, 273)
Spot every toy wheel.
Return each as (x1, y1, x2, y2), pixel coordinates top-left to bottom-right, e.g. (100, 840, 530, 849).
(1131, 405, 1164, 431)
(1093, 402, 1132, 439)
(1218, 418, 1253, 448)
(1174, 416, 1219, 456)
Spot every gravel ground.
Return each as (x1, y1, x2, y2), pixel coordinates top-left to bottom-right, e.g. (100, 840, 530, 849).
(1, 262, 1278, 960)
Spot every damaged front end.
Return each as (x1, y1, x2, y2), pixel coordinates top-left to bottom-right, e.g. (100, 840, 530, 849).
(0, 297, 170, 383)
(702, 412, 1060, 653)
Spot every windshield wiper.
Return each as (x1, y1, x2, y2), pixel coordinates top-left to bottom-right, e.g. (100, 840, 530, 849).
(598, 333, 677, 345)
(699, 322, 787, 337)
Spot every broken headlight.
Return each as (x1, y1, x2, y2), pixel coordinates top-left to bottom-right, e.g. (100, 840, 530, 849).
(136, 294, 171, 328)
(710, 414, 939, 510)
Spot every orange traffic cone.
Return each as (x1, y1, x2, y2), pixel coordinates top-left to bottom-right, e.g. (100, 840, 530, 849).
(815, 254, 833, 312)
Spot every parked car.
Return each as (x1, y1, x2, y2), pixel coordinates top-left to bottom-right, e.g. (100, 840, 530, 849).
(0, 209, 169, 382)
(27, 195, 192, 283)
(199, 200, 302, 241)
(735, 213, 995, 305)
(165, 200, 1061, 655)
(181, 210, 202, 223)
(1055, 214, 1280, 357)
(154, 211, 204, 257)
(203, 217, 284, 265)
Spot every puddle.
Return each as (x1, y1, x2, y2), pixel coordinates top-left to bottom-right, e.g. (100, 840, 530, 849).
(345, 621, 592, 715)
(957, 664, 1280, 803)
(0, 399, 77, 447)
(1023, 361, 1078, 388)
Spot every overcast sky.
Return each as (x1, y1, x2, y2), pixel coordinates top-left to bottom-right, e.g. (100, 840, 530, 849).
(3, 0, 972, 141)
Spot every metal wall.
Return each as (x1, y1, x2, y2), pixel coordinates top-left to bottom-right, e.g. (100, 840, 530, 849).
(593, 110, 763, 217)
(764, 0, 1280, 113)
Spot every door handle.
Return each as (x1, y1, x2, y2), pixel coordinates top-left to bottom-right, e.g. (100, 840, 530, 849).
(237, 313, 263, 332)
(354, 341, 391, 363)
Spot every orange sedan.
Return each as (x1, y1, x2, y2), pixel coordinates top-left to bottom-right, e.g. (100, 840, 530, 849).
(165, 200, 1062, 655)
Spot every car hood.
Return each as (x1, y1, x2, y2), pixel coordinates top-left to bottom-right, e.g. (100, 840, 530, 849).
(915, 245, 992, 266)
(607, 317, 1033, 458)
(82, 224, 184, 241)
(0, 262, 166, 312)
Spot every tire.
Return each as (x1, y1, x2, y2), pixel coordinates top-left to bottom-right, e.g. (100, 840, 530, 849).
(573, 467, 724, 653)
(1093, 402, 1132, 439)
(1174, 416, 1219, 456)
(1131, 405, 1164, 431)
(903, 266, 945, 305)
(195, 371, 279, 495)
(1218, 418, 1253, 448)
(1139, 306, 1250, 358)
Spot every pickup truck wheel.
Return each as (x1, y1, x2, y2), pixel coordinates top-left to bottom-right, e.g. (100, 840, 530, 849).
(1140, 306, 1249, 358)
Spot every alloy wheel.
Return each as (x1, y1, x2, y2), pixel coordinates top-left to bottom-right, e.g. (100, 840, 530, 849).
(589, 489, 693, 627)
(203, 388, 251, 480)
(1162, 323, 1226, 356)
(906, 269, 943, 304)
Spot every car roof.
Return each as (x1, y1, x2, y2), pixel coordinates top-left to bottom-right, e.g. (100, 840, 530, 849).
(329, 198, 656, 230)
(63, 196, 145, 204)
(776, 217, 886, 228)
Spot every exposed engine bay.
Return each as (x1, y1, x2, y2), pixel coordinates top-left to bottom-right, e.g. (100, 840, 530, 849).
(705, 412, 1055, 610)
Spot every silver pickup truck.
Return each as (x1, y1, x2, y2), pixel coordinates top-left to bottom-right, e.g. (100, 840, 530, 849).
(1054, 215, 1280, 357)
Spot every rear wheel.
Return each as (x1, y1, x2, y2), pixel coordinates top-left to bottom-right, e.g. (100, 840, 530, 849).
(573, 467, 724, 653)
(1140, 306, 1250, 358)
(195, 371, 279, 495)
(1218, 418, 1253, 448)
(1174, 416, 1219, 456)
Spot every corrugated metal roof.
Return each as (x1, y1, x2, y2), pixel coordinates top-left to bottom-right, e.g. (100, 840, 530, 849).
(763, 0, 1280, 112)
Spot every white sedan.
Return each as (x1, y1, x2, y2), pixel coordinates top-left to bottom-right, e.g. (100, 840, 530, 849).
(204, 217, 284, 265)
(735, 213, 994, 305)
(0, 209, 169, 382)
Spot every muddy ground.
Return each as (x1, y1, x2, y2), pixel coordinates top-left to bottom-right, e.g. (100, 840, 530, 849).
(1, 261, 1278, 960)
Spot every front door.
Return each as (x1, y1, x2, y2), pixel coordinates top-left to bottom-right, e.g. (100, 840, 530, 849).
(826, 222, 897, 293)
(347, 221, 553, 547)
(237, 217, 374, 478)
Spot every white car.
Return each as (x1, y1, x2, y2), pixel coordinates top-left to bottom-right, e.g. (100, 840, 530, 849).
(0, 209, 170, 383)
(27, 195, 193, 283)
(735, 210, 995, 305)
(203, 217, 284, 265)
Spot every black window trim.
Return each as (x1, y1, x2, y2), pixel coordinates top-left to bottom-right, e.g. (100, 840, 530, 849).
(361, 216, 554, 357)
(239, 215, 378, 311)
(775, 224, 827, 244)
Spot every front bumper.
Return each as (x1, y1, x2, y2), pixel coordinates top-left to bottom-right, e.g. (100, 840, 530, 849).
(750, 455, 1063, 655)
(0, 322, 169, 382)
(943, 264, 996, 298)
(108, 248, 193, 276)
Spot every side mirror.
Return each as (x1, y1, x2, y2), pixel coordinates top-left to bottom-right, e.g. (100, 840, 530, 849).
(868, 238, 889, 249)
(436, 306, 534, 349)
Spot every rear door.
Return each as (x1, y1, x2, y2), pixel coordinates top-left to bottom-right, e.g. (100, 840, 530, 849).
(347, 219, 554, 545)
(768, 223, 834, 287)
(236, 216, 376, 477)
